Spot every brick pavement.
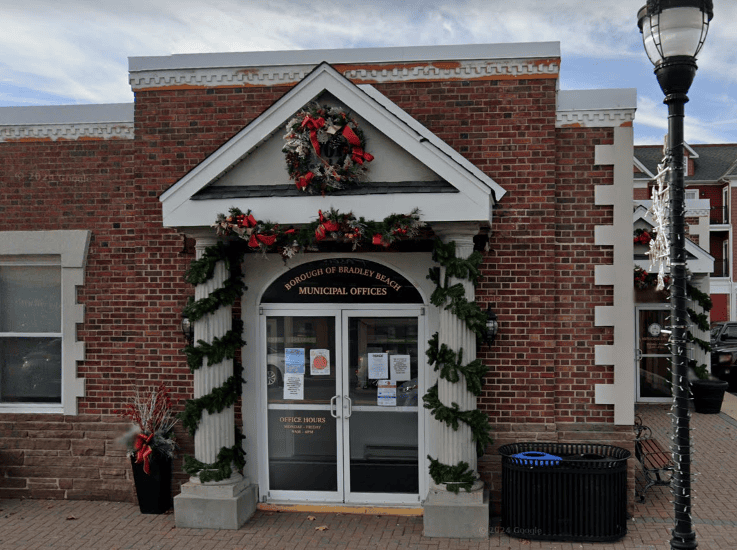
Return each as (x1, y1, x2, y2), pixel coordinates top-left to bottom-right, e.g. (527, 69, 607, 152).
(1, 399, 735, 550)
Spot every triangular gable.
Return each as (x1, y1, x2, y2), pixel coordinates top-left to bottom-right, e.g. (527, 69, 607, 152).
(160, 62, 506, 228)
(633, 206, 714, 274)
(633, 157, 655, 179)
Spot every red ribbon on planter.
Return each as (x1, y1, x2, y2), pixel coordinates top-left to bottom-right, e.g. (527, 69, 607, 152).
(301, 116, 325, 156)
(134, 433, 155, 475)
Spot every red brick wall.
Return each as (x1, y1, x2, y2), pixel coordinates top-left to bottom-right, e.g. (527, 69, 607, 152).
(0, 72, 629, 507)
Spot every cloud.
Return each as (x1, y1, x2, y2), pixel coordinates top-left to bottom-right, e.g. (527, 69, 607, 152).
(1, 0, 735, 144)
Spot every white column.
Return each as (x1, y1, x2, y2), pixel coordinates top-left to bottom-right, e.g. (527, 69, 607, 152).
(193, 237, 238, 478)
(174, 237, 257, 530)
(433, 224, 480, 479)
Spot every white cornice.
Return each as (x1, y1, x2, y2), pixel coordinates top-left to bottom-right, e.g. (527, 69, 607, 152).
(556, 89, 636, 129)
(129, 58, 560, 91)
(0, 122, 134, 142)
(0, 103, 134, 142)
(556, 109, 635, 128)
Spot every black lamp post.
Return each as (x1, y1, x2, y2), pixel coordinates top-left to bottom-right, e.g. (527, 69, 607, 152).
(638, 2, 713, 549)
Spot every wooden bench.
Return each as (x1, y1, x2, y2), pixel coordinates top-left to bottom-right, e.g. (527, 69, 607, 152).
(634, 415, 674, 502)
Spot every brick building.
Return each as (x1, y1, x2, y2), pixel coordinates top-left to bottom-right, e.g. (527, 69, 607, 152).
(635, 143, 737, 323)
(0, 43, 637, 536)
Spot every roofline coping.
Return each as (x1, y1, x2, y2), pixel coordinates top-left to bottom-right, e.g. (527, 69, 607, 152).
(0, 103, 134, 126)
(129, 42, 561, 72)
(557, 88, 637, 112)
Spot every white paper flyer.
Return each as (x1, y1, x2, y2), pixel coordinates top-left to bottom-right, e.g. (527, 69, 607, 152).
(368, 352, 388, 379)
(390, 355, 411, 381)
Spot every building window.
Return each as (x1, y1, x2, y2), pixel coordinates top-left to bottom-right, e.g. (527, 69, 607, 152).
(0, 231, 90, 414)
(0, 258, 62, 403)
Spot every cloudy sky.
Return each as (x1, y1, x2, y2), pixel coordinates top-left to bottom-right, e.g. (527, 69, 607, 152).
(1, 0, 735, 145)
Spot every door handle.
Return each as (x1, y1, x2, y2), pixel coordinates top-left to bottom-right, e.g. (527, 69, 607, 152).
(344, 395, 352, 418)
(330, 395, 339, 418)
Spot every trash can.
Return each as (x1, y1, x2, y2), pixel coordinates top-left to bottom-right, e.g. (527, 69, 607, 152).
(499, 442, 631, 542)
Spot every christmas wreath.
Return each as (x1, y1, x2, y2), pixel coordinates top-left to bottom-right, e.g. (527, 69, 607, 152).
(282, 102, 374, 194)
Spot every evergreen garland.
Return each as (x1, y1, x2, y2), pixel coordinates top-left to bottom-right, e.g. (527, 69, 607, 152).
(423, 239, 492, 491)
(183, 432, 246, 482)
(180, 366, 245, 436)
(179, 241, 248, 483)
(183, 322, 246, 371)
(427, 458, 475, 494)
(426, 333, 487, 396)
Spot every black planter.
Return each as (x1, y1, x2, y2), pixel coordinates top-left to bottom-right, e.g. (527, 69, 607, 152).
(130, 454, 173, 514)
(691, 379, 729, 414)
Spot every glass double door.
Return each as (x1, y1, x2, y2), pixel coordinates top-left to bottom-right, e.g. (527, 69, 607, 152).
(262, 307, 422, 504)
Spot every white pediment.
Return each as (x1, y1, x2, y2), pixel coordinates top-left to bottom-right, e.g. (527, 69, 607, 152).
(160, 62, 505, 228)
(633, 205, 714, 274)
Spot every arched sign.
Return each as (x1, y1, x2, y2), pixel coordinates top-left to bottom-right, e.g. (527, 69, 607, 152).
(261, 258, 423, 304)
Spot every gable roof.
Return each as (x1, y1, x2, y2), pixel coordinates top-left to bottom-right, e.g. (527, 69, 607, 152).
(635, 144, 737, 183)
(633, 204, 714, 274)
(160, 62, 506, 228)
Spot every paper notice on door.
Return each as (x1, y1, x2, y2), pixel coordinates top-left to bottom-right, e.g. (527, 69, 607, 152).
(285, 348, 305, 374)
(368, 353, 388, 379)
(310, 349, 330, 376)
(390, 355, 411, 381)
(283, 373, 304, 400)
(377, 380, 397, 406)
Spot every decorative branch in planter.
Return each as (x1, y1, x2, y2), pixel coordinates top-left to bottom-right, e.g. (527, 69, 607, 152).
(117, 384, 178, 513)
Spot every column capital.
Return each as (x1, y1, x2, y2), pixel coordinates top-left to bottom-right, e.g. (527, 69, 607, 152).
(430, 222, 480, 258)
(194, 236, 219, 257)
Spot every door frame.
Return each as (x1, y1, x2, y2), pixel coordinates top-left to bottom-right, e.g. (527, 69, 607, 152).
(635, 304, 672, 403)
(257, 303, 427, 505)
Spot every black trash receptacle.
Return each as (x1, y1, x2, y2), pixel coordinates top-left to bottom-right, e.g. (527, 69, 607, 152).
(499, 442, 631, 542)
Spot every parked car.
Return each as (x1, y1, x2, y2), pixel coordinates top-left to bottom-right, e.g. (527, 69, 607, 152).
(710, 322, 737, 391)
(266, 347, 285, 387)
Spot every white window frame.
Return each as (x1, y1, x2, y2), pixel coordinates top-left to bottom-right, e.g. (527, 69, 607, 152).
(0, 231, 90, 415)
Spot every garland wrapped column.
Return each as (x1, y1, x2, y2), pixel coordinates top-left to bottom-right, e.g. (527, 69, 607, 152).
(435, 227, 480, 479)
(191, 237, 238, 474)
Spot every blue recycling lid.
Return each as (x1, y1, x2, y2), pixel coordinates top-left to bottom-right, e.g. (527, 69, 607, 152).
(512, 451, 562, 465)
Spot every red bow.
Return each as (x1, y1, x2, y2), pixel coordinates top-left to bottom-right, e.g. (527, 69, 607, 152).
(351, 148, 374, 165)
(256, 234, 276, 246)
(341, 126, 373, 165)
(236, 213, 257, 228)
(301, 116, 325, 156)
(318, 210, 340, 232)
(296, 171, 314, 191)
(315, 225, 327, 242)
(134, 433, 155, 475)
(342, 125, 361, 146)
(372, 234, 388, 247)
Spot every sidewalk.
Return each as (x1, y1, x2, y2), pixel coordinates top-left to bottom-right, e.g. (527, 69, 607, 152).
(1, 396, 736, 550)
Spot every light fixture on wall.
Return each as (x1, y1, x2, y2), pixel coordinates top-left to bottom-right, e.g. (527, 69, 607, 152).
(637, 2, 713, 549)
(484, 305, 498, 346)
(181, 313, 194, 344)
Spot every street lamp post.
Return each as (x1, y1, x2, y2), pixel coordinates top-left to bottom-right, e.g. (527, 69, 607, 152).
(638, 2, 713, 549)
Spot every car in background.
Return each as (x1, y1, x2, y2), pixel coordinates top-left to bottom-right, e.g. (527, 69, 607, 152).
(710, 322, 737, 391)
(266, 347, 285, 387)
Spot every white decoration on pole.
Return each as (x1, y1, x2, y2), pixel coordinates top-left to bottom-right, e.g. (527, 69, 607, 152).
(648, 153, 671, 291)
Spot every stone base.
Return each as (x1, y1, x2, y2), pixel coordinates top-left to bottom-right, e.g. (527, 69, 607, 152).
(174, 476, 258, 530)
(423, 482, 489, 538)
